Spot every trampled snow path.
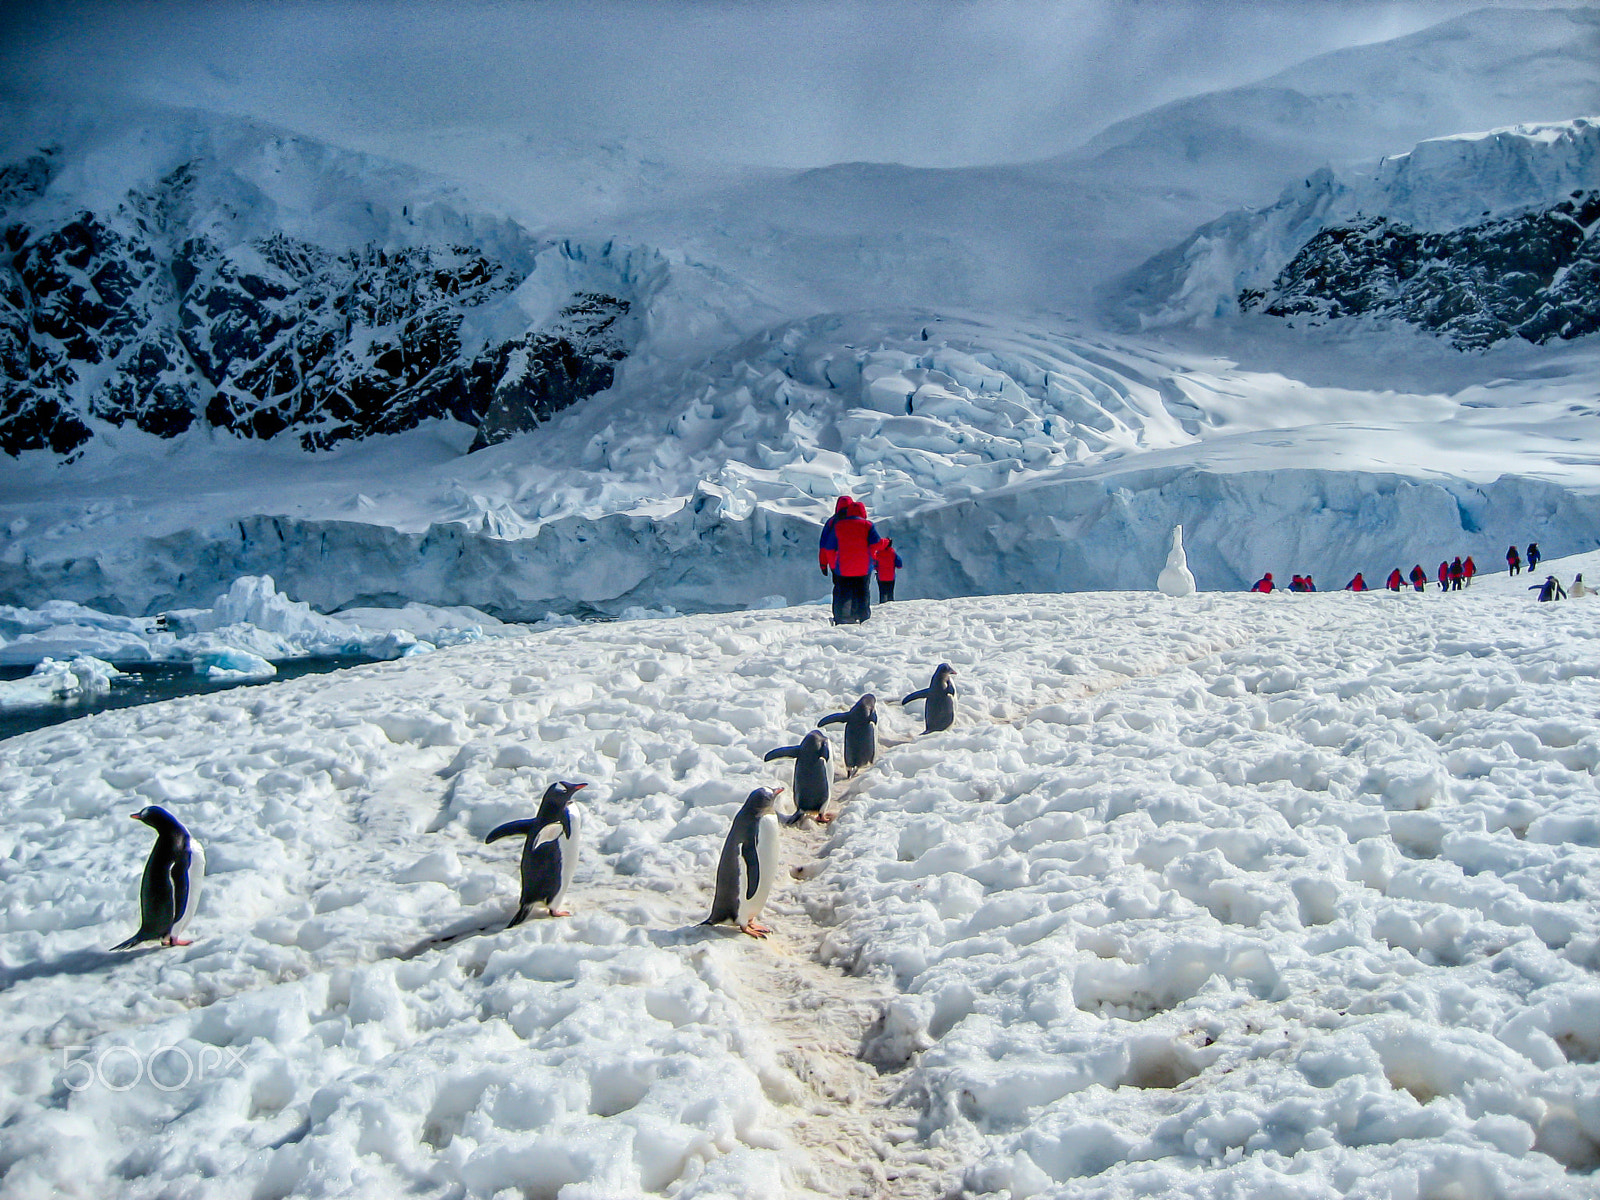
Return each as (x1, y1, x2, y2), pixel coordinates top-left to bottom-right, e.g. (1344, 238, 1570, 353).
(1, 574, 1598, 1198)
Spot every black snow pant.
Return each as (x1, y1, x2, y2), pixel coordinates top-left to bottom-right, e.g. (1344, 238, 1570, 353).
(834, 574, 871, 623)
(878, 579, 895, 603)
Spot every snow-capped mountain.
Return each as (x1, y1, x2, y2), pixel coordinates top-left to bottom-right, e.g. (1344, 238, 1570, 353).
(1115, 118, 1600, 344)
(0, 130, 643, 457)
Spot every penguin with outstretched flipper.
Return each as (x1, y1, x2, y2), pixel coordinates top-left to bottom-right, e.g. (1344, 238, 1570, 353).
(485, 780, 587, 925)
(818, 694, 877, 777)
(111, 806, 205, 951)
(900, 663, 957, 733)
(764, 731, 833, 824)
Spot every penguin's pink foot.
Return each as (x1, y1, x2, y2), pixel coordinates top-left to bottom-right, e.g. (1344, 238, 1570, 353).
(162, 937, 193, 947)
(548, 909, 571, 918)
(740, 921, 771, 938)
(816, 812, 836, 824)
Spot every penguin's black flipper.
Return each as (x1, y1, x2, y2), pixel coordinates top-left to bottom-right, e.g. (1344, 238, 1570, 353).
(818, 712, 849, 727)
(785, 809, 807, 826)
(485, 818, 538, 844)
(900, 687, 930, 705)
(505, 903, 533, 928)
(741, 835, 762, 900)
(763, 745, 800, 762)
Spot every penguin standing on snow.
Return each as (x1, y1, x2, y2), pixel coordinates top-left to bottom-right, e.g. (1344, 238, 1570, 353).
(704, 786, 784, 937)
(485, 780, 587, 924)
(819, 693, 877, 776)
(111, 806, 205, 950)
(901, 663, 957, 733)
(764, 731, 834, 824)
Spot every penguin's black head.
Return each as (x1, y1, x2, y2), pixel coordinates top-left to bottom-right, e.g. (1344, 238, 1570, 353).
(544, 781, 588, 805)
(749, 786, 783, 812)
(934, 663, 955, 679)
(802, 729, 828, 751)
(129, 805, 183, 835)
(858, 693, 876, 713)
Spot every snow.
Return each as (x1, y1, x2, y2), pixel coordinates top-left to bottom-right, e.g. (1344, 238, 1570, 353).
(3, 562, 1600, 1197)
(1157, 525, 1196, 598)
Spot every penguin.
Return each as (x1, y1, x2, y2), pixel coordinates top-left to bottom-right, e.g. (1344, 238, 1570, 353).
(111, 806, 205, 950)
(485, 780, 587, 925)
(704, 786, 784, 937)
(901, 662, 957, 733)
(764, 730, 833, 824)
(818, 693, 877, 776)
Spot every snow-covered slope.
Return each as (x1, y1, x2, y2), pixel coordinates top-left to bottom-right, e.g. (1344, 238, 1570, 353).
(1115, 117, 1600, 340)
(3, 576, 1599, 1197)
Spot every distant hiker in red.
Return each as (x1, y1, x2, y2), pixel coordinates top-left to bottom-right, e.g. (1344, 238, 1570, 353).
(1506, 544, 1521, 575)
(873, 538, 902, 603)
(1249, 573, 1274, 593)
(1345, 573, 1367, 591)
(819, 499, 885, 624)
(1304, 575, 1315, 592)
(1409, 564, 1427, 592)
(1449, 557, 1463, 591)
(1289, 575, 1306, 592)
(1463, 556, 1476, 586)
(1386, 569, 1403, 591)
(1437, 561, 1449, 591)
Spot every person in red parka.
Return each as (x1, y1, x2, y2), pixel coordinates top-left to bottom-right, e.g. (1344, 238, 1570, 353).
(1386, 568, 1404, 591)
(1449, 557, 1464, 591)
(873, 538, 902, 603)
(818, 496, 855, 624)
(1409, 564, 1427, 592)
(1437, 560, 1450, 591)
(1506, 544, 1521, 575)
(819, 499, 885, 624)
(1463, 556, 1476, 586)
(1345, 573, 1367, 591)
(1249, 573, 1274, 593)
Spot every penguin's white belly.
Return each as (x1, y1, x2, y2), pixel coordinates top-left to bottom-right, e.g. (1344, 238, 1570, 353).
(737, 814, 780, 926)
(172, 838, 205, 937)
(555, 806, 580, 907)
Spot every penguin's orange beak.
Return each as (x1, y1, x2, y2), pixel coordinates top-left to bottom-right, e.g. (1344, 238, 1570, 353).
(128, 813, 141, 820)
(772, 787, 785, 796)
(572, 782, 587, 790)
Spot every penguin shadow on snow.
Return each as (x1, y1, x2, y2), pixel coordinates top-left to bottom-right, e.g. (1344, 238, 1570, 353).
(0, 944, 162, 988)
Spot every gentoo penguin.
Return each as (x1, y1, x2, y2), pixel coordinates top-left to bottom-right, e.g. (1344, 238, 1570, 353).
(764, 731, 834, 824)
(111, 806, 205, 950)
(485, 780, 587, 924)
(819, 693, 877, 777)
(704, 786, 784, 937)
(901, 663, 957, 733)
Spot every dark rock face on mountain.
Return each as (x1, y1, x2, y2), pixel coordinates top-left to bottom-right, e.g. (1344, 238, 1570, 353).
(0, 150, 635, 458)
(1240, 191, 1600, 349)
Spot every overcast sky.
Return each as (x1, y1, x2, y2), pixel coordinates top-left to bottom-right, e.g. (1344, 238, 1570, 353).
(0, 1, 1577, 169)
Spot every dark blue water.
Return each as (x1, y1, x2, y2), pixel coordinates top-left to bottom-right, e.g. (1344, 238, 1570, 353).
(0, 657, 379, 742)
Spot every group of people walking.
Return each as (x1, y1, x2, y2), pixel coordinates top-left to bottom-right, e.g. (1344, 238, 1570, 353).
(1248, 540, 1586, 601)
(819, 496, 902, 624)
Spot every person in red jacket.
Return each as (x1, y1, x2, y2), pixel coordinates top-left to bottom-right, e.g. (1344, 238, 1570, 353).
(1506, 544, 1521, 575)
(1449, 557, 1464, 591)
(819, 499, 885, 623)
(1249, 573, 1274, 593)
(818, 496, 855, 623)
(1409, 564, 1427, 592)
(1437, 560, 1450, 591)
(1345, 573, 1367, 591)
(1386, 568, 1403, 591)
(873, 538, 902, 603)
(1463, 556, 1476, 586)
